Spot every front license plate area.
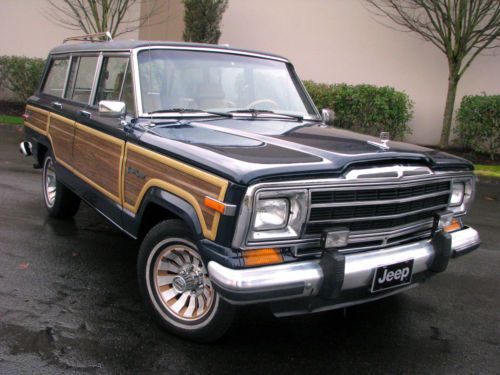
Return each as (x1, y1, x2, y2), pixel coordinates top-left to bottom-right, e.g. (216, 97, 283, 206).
(371, 259, 414, 293)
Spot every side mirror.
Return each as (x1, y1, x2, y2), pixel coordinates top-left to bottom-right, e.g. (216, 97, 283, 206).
(321, 108, 335, 125)
(99, 100, 126, 117)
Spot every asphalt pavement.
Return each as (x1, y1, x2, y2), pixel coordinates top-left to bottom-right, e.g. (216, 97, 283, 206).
(0, 125, 499, 374)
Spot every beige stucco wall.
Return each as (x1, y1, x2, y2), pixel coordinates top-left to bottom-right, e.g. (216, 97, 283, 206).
(0, 0, 140, 58)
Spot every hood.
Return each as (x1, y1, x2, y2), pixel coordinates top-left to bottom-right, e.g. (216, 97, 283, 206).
(135, 118, 473, 185)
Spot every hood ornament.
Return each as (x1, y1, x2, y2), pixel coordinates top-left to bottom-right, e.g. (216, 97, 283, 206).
(367, 132, 390, 150)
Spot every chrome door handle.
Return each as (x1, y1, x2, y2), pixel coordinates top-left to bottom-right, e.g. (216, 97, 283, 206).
(51, 101, 62, 110)
(79, 110, 91, 118)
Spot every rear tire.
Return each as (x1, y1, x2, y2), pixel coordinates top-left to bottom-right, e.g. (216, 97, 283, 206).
(42, 153, 80, 219)
(137, 220, 234, 342)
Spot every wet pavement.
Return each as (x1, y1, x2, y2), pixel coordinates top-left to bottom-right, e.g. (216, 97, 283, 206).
(0, 125, 499, 374)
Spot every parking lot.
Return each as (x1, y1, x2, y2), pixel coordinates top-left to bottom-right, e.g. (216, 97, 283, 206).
(0, 124, 499, 374)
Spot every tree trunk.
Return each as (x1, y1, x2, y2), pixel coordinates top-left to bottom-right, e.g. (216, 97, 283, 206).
(439, 77, 459, 148)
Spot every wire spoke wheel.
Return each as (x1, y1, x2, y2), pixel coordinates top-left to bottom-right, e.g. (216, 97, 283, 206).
(153, 244, 215, 322)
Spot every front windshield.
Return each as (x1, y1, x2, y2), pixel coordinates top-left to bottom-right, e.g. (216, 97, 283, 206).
(137, 49, 319, 119)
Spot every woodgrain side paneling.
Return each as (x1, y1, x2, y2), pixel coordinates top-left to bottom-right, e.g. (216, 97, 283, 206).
(48, 114, 74, 165)
(24, 105, 49, 134)
(73, 123, 124, 202)
(123, 144, 228, 240)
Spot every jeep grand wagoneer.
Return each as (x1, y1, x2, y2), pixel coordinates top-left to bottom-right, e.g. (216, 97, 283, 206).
(20, 33, 480, 342)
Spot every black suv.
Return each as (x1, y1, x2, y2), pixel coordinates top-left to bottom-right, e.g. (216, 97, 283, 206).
(20, 34, 480, 342)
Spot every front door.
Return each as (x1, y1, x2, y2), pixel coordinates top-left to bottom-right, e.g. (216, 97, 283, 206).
(71, 55, 134, 225)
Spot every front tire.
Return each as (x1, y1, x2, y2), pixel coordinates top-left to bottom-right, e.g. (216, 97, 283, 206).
(137, 220, 234, 342)
(42, 153, 80, 219)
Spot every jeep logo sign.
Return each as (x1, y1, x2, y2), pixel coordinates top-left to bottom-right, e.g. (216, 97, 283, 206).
(372, 259, 414, 292)
(377, 267, 411, 283)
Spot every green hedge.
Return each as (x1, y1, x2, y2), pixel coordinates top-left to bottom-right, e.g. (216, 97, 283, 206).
(0, 56, 45, 102)
(456, 95, 500, 161)
(303, 81, 414, 140)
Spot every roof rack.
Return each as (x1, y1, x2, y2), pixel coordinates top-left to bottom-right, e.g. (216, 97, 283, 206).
(63, 31, 112, 44)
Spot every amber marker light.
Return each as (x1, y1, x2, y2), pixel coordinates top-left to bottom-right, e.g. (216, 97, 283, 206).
(444, 218, 462, 233)
(243, 248, 283, 267)
(204, 196, 226, 214)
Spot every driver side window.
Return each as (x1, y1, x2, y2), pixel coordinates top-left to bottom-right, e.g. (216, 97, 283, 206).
(94, 56, 136, 115)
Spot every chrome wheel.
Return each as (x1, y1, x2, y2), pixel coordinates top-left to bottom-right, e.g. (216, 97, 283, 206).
(43, 156, 57, 208)
(153, 243, 215, 322)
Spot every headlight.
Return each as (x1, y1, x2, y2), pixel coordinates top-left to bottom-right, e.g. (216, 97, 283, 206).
(248, 189, 308, 242)
(448, 177, 474, 215)
(450, 182, 465, 206)
(254, 198, 289, 230)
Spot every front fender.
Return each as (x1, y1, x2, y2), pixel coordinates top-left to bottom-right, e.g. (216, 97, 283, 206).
(123, 187, 204, 240)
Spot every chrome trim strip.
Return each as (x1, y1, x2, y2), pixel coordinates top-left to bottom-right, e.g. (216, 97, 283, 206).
(310, 190, 450, 208)
(344, 165, 432, 180)
(347, 219, 434, 240)
(61, 55, 72, 98)
(133, 46, 289, 63)
(211, 226, 479, 305)
(89, 53, 103, 106)
(308, 203, 448, 224)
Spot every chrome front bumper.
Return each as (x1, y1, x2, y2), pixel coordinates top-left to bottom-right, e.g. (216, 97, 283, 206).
(208, 227, 480, 305)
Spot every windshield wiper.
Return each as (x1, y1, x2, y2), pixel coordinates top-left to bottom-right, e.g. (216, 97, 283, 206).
(227, 108, 303, 121)
(148, 108, 232, 118)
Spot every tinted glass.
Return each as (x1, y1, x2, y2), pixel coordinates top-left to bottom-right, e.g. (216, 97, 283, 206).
(42, 58, 68, 97)
(121, 64, 135, 115)
(68, 56, 98, 103)
(137, 50, 318, 119)
(94, 57, 129, 103)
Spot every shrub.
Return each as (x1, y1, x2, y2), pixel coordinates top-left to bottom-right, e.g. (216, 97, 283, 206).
(456, 95, 500, 161)
(0, 56, 45, 102)
(303, 81, 414, 140)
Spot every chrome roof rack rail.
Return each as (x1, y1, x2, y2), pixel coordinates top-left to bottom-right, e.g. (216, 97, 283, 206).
(63, 31, 112, 44)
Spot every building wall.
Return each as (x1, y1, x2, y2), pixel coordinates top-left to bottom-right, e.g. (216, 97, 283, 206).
(139, 0, 500, 146)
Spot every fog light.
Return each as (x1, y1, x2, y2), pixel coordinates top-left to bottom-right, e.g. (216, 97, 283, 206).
(321, 228, 349, 249)
(243, 248, 283, 267)
(436, 211, 454, 230)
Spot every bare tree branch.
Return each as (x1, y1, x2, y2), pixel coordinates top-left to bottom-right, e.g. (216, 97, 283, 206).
(44, 0, 163, 38)
(365, 0, 500, 147)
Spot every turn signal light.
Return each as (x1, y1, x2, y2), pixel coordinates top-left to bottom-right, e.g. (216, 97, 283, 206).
(243, 248, 283, 267)
(444, 218, 462, 233)
(204, 196, 225, 214)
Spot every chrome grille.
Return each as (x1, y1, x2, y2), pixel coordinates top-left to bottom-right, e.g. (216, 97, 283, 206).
(297, 179, 452, 255)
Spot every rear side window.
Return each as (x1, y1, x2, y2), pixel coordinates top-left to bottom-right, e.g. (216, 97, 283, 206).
(42, 58, 69, 97)
(94, 56, 135, 114)
(65, 56, 98, 103)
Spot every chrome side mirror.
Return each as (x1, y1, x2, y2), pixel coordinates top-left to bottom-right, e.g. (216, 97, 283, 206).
(99, 100, 126, 117)
(321, 108, 335, 125)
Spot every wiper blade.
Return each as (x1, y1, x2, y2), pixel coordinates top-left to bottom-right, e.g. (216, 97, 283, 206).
(227, 108, 303, 121)
(148, 108, 232, 117)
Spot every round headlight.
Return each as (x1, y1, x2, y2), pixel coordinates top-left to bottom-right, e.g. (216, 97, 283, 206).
(254, 198, 289, 230)
(450, 182, 465, 206)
